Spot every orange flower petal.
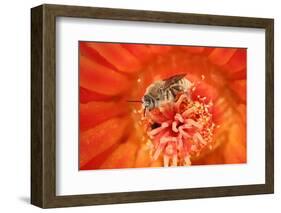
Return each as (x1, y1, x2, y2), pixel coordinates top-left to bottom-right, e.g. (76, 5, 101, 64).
(237, 104, 246, 124)
(229, 80, 246, 103)
(86, 43, 141, 73)
(79, 117, 130, 167)
(80, 55, 130, 95)
(80, 142, 120, 170)
(99, 138, 138, 169)
(222, 49, 247, 75)
(223, 122, 246, 163)
(146, 51, 209, 82)
(202, 47, 216, 56)
(80, 87, 115, 103)
(192, 117, 246, 165)
(191, 81, 219, 103)
(150, 159, 163, 167)
(208, 48, 237, 66)
(180, 46, 205, 54)
(226, 69, 246, 80)
(148, 45, 172, 54)
(134, 144, 151, 168)
(121, 44, 153, 63)
(80, 42, 118, 70)
(80, 100, 129, 131)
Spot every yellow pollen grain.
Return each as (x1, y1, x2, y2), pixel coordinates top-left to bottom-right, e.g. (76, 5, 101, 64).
(201, 75, 205, 80)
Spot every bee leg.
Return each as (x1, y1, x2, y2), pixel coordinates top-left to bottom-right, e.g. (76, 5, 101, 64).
(165, 90, 170, 102)
(143, 107, 147, 117)
(170, 86, 180, 99)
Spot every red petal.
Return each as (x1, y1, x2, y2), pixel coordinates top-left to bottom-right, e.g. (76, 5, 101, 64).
(86, 43, 141, 73)
(80, 42, 118, 70)
(148, 45, 172, 54)
(80, 55, 130, 95)
(191, 82, 219, 103)
(79, 117, 130, 167)
(99, 137, 138, 169)
(180, 46, 205, 54)
(202, 47, 216, 56)
(80, 142, 120, 170)
(121, 44, 154, 64)
(80, 87, 115, 103)
(208, 48, 237, 66)
(134, 144, 151, 168)
(226, 69, 246, 80)
(229, 80, 246, 103)
(80, 100, 129, 131)
(222, 49, 247, 75)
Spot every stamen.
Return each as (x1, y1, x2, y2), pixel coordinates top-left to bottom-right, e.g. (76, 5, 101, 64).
(152, 144, 163, 160)
(164, 155, 170, 167)
(186, 119, 203, 129)
(172, 155, 178, 166)
(193, 132, 207, 145)
(178, 126, 190, 138)
(148, 122, 169, 136)
(172, 121, 179, 132)
(175, 113, 184, 123)
(160, 137, 177, 144)
(184, 156, 191, 166)
(182, 108, 194, 117)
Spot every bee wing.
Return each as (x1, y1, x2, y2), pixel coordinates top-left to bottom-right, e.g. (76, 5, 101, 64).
(163, 73, 186, 89)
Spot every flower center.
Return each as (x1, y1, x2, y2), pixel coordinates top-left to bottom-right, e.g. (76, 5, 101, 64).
(143, 84, 215, 167)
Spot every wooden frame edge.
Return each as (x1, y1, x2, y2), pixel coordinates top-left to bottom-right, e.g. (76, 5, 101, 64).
(31, 5, 44, 208)
(265, 18, 274, 194)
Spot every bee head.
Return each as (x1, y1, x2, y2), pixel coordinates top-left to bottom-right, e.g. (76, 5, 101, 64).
(142, 95, 155, 111)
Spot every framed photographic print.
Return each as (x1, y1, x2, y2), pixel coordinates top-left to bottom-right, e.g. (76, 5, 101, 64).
(31, 4, 274, 208)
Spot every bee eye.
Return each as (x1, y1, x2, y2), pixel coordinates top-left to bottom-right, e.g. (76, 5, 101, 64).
(144, 95, 150, 102)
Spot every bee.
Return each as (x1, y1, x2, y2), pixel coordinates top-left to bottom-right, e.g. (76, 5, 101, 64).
(141, 73, 191, 115)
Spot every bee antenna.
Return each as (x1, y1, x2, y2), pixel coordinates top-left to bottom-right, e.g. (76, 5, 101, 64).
(127, 100, 143, 103)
